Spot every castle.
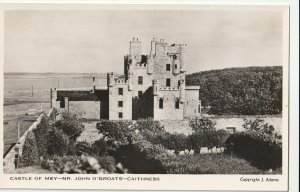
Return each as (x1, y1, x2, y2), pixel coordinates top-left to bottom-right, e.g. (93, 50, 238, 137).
(51, 38, 201, 120)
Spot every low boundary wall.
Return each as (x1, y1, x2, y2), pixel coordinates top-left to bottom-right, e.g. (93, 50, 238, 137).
(3, 108, 57, 174)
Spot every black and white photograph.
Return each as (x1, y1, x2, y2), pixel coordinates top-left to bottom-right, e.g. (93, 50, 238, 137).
(0, 2, 295, 191)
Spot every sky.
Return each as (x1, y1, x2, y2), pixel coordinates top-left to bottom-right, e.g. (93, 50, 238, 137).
(4, 8, 284, 74)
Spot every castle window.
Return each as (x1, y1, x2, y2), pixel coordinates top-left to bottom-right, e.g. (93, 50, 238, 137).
(198, 104, 201, 113)
(175, 98, 180, 109)
(178, 80, 180, 87)
(138, 76, 143, 85)
(60, 100, 65, 108)
(159, 98, 164, 109)
(175, 64, 177, 69)
(118, 88, 123, 95)
(138, 91, 143, 98)
(119, 112, 123, 119)
(166, 78, 171, 87)
(166, 64, 171, 71)
(118, 101, 123, 107)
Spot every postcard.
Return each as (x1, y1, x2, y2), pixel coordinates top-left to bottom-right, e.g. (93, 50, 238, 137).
(0, 2, 295, 191)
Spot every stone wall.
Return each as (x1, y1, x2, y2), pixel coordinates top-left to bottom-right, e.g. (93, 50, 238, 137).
(184, 87, 201, 119)
(131, 67, 153, 97)
(52, 89, 109, 120)
(3, 108, 57, 174)
(68, 101, 101, 119)
(153, 89, 184, 120)
(108, 83, 132, 120)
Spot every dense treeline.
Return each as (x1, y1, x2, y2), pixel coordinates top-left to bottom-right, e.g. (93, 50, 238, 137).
(186, 66, 282, 115)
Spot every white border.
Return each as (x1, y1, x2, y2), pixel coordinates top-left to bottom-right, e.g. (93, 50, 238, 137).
(0, 1, 298, 191)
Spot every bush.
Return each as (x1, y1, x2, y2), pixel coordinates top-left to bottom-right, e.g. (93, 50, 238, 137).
(33, 115, 51, 159)
(76, 141, 96, 156)
(243, 118, 281, 139)
(225, 130, 282, 170)
(187, 129, 229, 151)
(54, 112, 84, 141)
(96, 120, 134, 145)
(148, 133, 187, 153)
(47, 127, 70, 156)
(19, 114, 51, 167)
(163, 154, 261, 174)
(19, 131, 40, 167)
(134, 118, 165, 134)
(91, 139, 111, 156)
(96, 156, 117, 173)
(189, 118, 216, 132)
(41, 155, 114, 174)
(111, 134, 168, 174)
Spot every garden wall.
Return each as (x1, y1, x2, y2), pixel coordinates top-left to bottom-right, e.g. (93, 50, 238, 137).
(3, 108, 57, 174)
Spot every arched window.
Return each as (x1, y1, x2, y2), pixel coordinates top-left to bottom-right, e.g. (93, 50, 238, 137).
(159, 98, 164, 109)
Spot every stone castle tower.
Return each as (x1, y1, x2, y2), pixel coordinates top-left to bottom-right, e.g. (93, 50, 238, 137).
(51, 38, 201, 120)
(107, 38, 201, 120)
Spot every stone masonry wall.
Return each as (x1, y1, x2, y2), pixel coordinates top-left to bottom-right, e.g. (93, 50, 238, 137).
(153, 89, 184, 120)
(108, 83, 132, 120)
(3, 108, 57, 173)
(184, 88, 201, 118)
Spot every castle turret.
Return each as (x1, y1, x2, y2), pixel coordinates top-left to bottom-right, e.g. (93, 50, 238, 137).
(130, 37, 142, 61)
(107, 73, 114, 87)
(150, 38, 157, 56)
(179, 45, 187, 72)
(179, 78, 185, 103)
(147, 55, 154, 75)
(153, 79, 159, 96)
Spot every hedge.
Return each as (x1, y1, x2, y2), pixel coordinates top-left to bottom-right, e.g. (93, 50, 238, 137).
(18, 131, 40, 167)
(225, 130, 282, 170)
(163, 153, 261, 174)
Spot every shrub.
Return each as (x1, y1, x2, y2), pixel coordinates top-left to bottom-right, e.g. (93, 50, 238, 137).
(111, 135, 168, 174)
(225, 130, 282, 170)
(41, 155, 113, 174)
(155, 133, 188, 152)
(163, 154, 261, 174)
(47, 127, 70, 156)
(91, 139, 111, 156)
(242, 118, 281, 139)
(96, 156, 117, 173)
(187, 129, 229, 151)
(33, 115, 51, 159)
(19, 114, 51, 167)
(134, 118, 165, 134)
(18, 131, 40, 167)
(96, 120, 134, 145)
(54, 112, 84, 141)
(189, 118, 216, 132)
(76, 141, 96, 156)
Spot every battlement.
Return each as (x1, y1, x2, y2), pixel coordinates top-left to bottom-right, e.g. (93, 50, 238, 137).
(159, 86, 180, 91)
(114, 77, 127, 84)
